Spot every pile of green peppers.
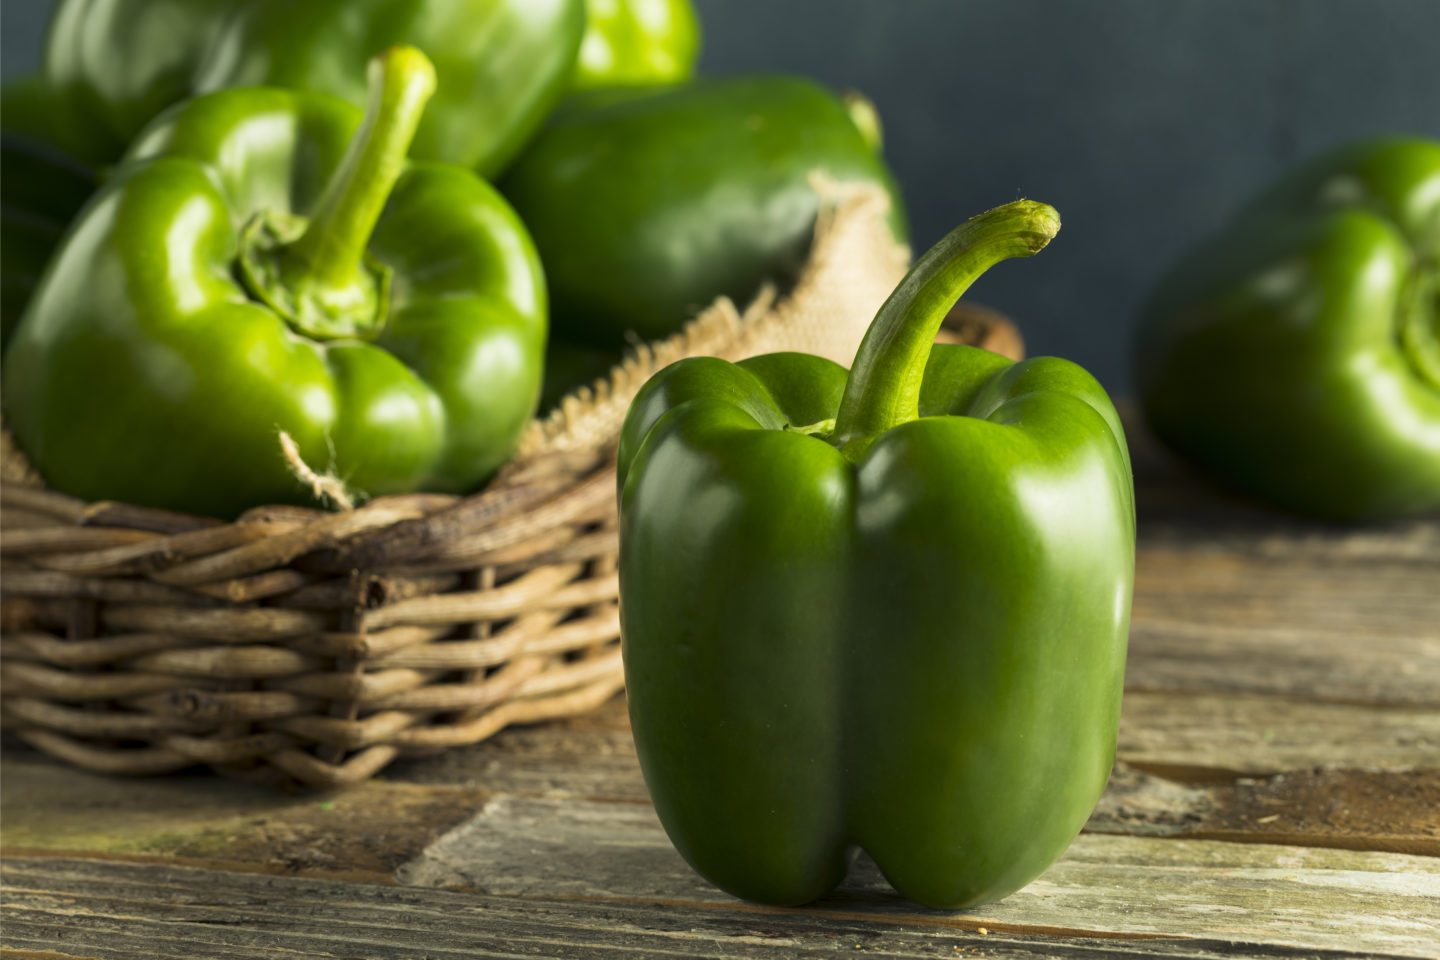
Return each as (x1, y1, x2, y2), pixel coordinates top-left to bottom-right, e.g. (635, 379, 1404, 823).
(7, 47, 550, 518)
(3, 0, 905, 516)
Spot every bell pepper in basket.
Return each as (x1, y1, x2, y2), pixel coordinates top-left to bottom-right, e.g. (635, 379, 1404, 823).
(571, 0, 700, 91)
(1136, 136, 1440, 521)
(502, 75, 907, 354)
(40, 0, 584, 176)
(3, 46, 546, 520)
(617, 201, 1135, 908)
(1, 78, 97, 347)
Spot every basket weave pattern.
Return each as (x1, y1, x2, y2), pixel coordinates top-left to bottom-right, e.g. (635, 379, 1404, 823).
(0, 184, 925, 788)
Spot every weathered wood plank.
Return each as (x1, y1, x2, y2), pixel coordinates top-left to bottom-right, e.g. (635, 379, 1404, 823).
(1118, 691, 1440, 774)
(6, 681, 1434, 872)
(1090, 764, 1440, 856)
(1122, 416, 1440, 704)
(387, 712, 1440, 855)
(1126, 548, 1440, 705)
(386, 697, 646, 800)
(386, 698, 1440, 853)
(1168, 768, 1440, 856)
(0, 855, 1426, 960)
(389, 793, 1440, 956)
(0, 755, 482, 880)
(1128, 541, 1434, 705)
(385, 692, 1440, 853)
(385, 688, 1440, 790)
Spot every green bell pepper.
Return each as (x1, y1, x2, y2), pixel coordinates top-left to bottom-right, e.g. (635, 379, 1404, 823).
(41, 0, 584, 176)
(1136, 137, 1440, 521)
(1, 78, 97, 349)
(502, 75, 907, 356)
(572, 0, 700, 90)
(0, 134, 94, 351)
(617, 201, 1134, 908)
(1, 74, 87, 156)
(3, 46, 546, 520)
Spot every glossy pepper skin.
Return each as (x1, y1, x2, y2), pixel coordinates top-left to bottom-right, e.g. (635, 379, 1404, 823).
(502, 75, 907, 353)
(572, 0, 700, 90)
(618, 202, 1134, 908)
(41, 0, 584, 176)
(1137, 137, 1440, 522)
(4, 47, 546, 520)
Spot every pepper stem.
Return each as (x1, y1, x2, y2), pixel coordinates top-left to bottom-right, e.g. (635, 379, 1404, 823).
(830, 200, 1060, 460)
(238, 46, 436, 340)
(287, 46, 434, 289)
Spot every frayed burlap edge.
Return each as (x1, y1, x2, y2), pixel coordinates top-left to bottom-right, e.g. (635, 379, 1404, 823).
(1, 423, 42, 488)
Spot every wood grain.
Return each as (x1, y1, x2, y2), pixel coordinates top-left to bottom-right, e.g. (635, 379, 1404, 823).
(3, 854, 1433, 960)
(393, 792, 1438, 956)
(1127, 550, 1440, 705)
(1091, 764, 1440, 856)
(1117, 691, 1440, 774)
(0, 755, 483, 881)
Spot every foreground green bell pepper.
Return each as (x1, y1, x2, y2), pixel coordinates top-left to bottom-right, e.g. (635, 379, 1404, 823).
(4, 47, 546, 519)
(618, 201, 1134, 908)
(503, 75, 906, 355)
(41, 0, 584, 176)
(1136, 137, 1440, 521)
(572, 0, 700, 90)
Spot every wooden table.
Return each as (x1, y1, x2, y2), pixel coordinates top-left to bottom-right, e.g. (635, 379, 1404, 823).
(3, 420, 1438, 959)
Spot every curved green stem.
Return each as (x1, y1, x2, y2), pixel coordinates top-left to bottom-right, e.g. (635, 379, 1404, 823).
(830, 200, 1060, 460)
(285, 46, 435, 290)
(239, 46, 435, 340)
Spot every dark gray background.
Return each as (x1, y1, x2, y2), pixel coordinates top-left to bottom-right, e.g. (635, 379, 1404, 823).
(4, 0, 1438, 392)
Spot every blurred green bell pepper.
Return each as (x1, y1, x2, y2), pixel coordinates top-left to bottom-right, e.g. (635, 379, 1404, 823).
(502, 75, 906, 359)
(618, 201, 1134, 908)
(1137, 137, 1440, 521)
(572, 0, 700, 90)
(1, 77, 97, 348)
(1, 74, 86, 156)
(41, 0, 584, 176)
(3, 47, 546, 519)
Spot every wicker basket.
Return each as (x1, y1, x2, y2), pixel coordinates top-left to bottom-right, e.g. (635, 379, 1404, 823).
(0, 184, 1020, 789)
